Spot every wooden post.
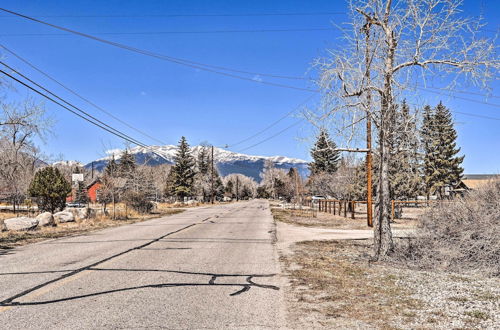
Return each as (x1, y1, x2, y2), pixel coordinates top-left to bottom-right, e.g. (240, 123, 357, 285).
(391, 200, 395, 221)
(351, 201, 355, 219)
(344, 201, 347, 218)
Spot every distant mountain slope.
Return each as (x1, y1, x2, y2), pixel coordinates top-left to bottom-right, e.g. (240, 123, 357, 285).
(84, 145, 309, 182)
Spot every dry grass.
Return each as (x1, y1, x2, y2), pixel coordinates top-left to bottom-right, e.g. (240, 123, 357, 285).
(0, 208, 184, 250)
(272, 207, 417, 230)
(281, 239, 500, 329)
(394, 180, 500, 277)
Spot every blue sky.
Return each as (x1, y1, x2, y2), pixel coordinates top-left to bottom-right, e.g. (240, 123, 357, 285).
(0, 0, 498, 174)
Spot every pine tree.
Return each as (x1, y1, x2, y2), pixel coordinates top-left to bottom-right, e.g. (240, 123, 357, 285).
(119, 149, 136, 177)
(105, 156, 118, 177)
(309, 129, 340, 175)
(197, 146, 210, 174)
(28, 167, 71, 213)
(388, 100, 422, 201)
(170, 136, 196, 200)
(421, 104, 435, 197)
(424, 102, 464, 198)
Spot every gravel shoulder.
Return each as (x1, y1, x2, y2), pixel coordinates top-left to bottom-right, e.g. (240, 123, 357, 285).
(274, 207, 499, 329)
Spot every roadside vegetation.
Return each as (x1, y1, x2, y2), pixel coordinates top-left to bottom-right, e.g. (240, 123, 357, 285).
(0, 204, 184, 249)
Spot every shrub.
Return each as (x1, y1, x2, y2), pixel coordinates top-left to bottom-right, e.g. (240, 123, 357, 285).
(396, 179, 500, 276)
(123, 191, 153, 214)
(28, 167, 71, 213)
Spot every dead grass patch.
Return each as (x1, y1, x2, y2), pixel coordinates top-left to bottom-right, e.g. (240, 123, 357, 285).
(0, 208, 184, 249)
(281, 239, 500, 329)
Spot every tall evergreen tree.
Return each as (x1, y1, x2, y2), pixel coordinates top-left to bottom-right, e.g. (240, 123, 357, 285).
(309, 129, 340, 175)
(105, 156, 118, 177)
(169, 136, 196, 200)
(388, 100, 422, 200)
(119, 149, 136, 177)
(28, 167, 71, 213)
(423, 102, 464, 198)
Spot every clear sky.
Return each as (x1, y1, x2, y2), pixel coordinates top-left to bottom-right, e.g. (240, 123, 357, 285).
(0, 0, 498, 173)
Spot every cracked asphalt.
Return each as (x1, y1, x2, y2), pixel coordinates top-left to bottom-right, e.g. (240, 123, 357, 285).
(0, 200, 285, 329)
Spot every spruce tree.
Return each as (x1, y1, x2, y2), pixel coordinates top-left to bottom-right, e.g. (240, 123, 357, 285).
(105, 156, 119, 177)
(421, 104, 436, 197)
(309, 129, 340, 175)
(388, 100, 422, 200)
(119, 149, 136, 177)
(424, 102, 464, 198)
(29, 167, 71, 213)
(170, 136, 196, 200)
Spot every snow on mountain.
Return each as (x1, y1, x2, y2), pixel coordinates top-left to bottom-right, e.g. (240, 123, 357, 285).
(52, 160, 84, 167)
(87, 145, 309, 182)
(96, 145, 306, 165)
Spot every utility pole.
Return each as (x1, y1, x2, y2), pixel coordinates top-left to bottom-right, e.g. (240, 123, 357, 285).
(211, 145, 214, 204)
(91, 161, 94, 179)
(363, 20, 374, 228)
(236, 176, 239, 201)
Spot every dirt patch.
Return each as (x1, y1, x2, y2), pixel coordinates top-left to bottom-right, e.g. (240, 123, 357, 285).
(0, 209, 184, 249)
(280, 239, 499, 329)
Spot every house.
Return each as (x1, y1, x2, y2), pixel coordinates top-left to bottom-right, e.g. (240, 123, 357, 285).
(87, 178, 102, 203)
(453, 174, 499, 196)
(66, 178, 102, 203)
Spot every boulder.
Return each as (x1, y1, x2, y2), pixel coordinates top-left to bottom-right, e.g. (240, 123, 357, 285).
(54, 211, 75, 223)
(75, 207, 89, 220)
(4, 217, 38, 231)
(36, 212, 55, 227)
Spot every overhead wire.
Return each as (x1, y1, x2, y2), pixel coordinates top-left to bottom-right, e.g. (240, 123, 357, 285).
(1, 68, 148, 147)
(0, 44, 167, 145)
(0, 12, 345, 18)
(227, 94, 316, 148)
(0, 27, 334, 37)
(0, 8, 317, 85)
(0, 66, 173, 160)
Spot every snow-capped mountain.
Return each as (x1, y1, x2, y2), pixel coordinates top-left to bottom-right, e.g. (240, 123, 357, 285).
(53, 160, 84, 167)
(85, 145, 309, 182)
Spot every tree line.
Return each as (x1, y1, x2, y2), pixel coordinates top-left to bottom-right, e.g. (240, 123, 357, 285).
(307, 101, 464, 202)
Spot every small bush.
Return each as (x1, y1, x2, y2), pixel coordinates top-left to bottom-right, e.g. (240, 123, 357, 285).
(396, 179, 500, 276)
(122, 191, 153, 214)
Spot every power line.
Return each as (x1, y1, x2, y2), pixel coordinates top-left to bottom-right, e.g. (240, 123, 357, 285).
(0, 68, 148, 147)
(227, 95, 315, 148)
(0, 44, 167, 145)
(237, 120, 304, 153)
(418, 87, 500, 108)
(0, 12, 345, 18)
(0, 8, 317, 86)
(0, 27, 334, 36)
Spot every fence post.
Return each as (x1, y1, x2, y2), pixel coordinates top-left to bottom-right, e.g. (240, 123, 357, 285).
(391, 200, 395, 221)
(344, 201, 347, 218)
(351, 201, 355, 219)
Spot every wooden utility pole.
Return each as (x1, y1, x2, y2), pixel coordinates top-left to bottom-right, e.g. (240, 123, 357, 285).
(364, 20, 374, 228)
(211, 145, 214, 204)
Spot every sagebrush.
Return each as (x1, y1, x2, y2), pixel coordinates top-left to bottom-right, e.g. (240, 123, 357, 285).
(396, 180, 500, 276)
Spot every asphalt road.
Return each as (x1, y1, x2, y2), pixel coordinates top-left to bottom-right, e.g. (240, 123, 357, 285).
(0, 200, 285, 329)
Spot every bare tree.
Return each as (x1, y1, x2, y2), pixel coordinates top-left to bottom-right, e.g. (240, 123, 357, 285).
(0, 99, 49, 212)
(314, 0, 498, 258)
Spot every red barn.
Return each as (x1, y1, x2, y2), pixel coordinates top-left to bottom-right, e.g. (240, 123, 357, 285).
(87, 179, 102, 203)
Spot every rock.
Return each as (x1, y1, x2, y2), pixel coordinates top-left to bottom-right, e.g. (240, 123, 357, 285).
(75, 207, 89, 220)
(54, 211, 75, 223)
(64, 207, 89, 221)
(36, 212, 55, 227)
(0, 220, 6, 232)
(4, 217, 38, 231)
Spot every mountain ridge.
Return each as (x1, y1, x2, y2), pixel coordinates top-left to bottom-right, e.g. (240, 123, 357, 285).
(83, 145, 310, 182)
